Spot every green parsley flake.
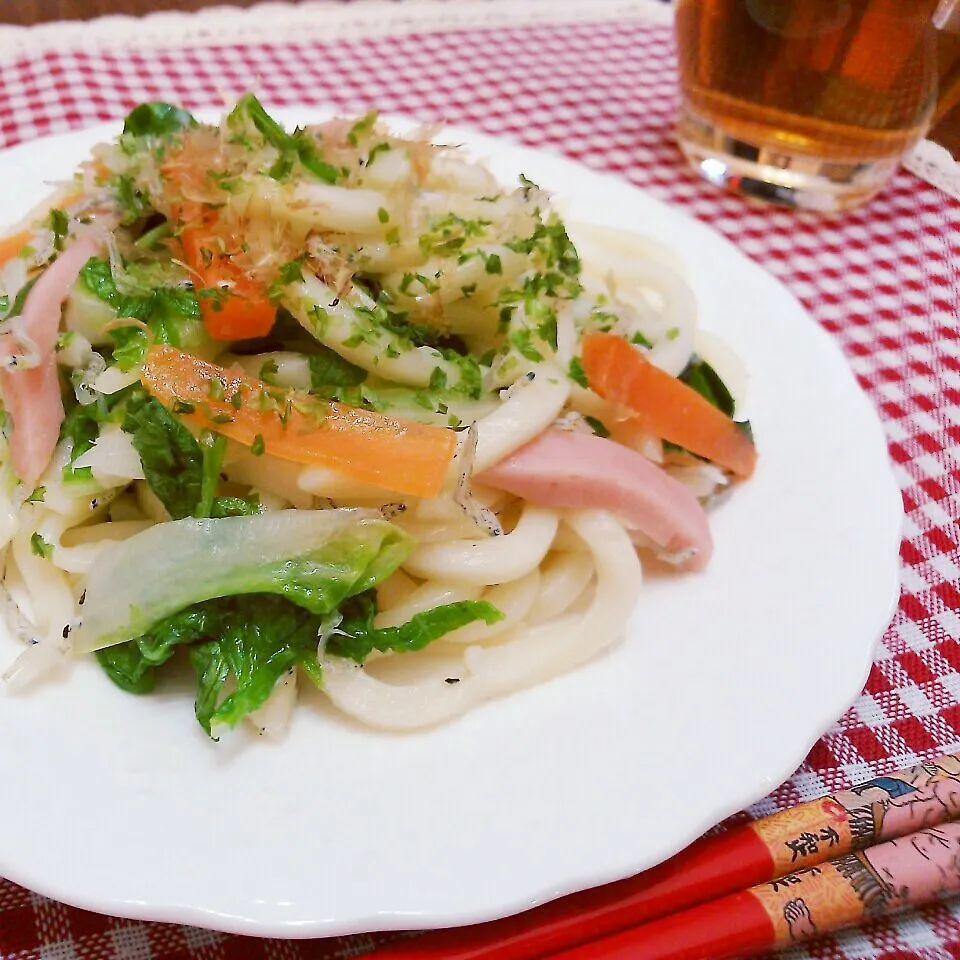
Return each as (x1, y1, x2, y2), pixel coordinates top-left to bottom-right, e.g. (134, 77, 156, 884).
(48, 209, 69, 251)
(568, 357, 588, 389)
(367, 142, 391, 165)
(429, 366, 448, 391)
(584, 416, 611, 438)
(484, 253, 502, 275)
(347, 111, 379, 147)
(509, 329, 544, 363)
(207, 377, 225, 401)
(30, 533, 53, 560)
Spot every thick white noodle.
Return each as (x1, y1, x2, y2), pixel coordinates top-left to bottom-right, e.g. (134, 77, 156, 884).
(285, 275, 462, 388)
(0, 473, 19, 552)
(393, 517, 489, 544)
(291, 182, 393, 233)
(473, 369, 570, 472)
(319, 509, 640, 729)
(43, 515, 101, 575)
(374, 580, 483, 629)
(401, 505, 558, 585)
(694, 329, 750, 409)
(375, 568, 419, 610)
(462, 510, 640, 690)
(555, 302, 578, 368)
(570, 220, 697, 377)
(230, 351, 312, 390)
(410, 496, 471, 523)
(565, 383, 610, 420)
(629, 260, 698, 376)
(298, 466, 396, 505)
(90, 365, 140, 395)
(438, 568, 540, 645)
(134, 482, 170, 523)
(361, 147, 412, 189)
(2, 553, 36, 631)
(225, 450, 314, 509)
(56, 519, 154, 574)
(525, 551, 596, 625)
(4, 528, 76, 677)
(0, 556, 38, 643)
(246, 667, 297, 737)
(536, 517, 588, 552)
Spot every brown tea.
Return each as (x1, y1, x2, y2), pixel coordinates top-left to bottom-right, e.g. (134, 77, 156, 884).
(674, 0, 960, 207)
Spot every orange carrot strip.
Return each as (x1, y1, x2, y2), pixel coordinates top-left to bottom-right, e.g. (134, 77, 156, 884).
(179, 224, 276, 341)
(141, 345, 457, 499)
(581, 332, 757, 479)
(0, 229, 34, 269)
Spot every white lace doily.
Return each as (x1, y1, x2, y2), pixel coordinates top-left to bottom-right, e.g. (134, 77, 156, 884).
(0, 0, 672, 58)
(905, 139, 960, 202)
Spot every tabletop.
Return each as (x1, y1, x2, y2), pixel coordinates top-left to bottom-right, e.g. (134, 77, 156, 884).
(0, 2, 958, 959)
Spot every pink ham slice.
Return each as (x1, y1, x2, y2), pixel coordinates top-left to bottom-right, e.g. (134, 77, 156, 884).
(2, 359, 62, 491)
(0, 233, 101, 489)
(477, 428, 714, 572)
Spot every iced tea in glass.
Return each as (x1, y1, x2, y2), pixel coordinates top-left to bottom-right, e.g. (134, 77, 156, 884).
(675, 0, 960, 210)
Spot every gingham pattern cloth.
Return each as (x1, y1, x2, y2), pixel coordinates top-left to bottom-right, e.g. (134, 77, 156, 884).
(1, 4, 959, 959)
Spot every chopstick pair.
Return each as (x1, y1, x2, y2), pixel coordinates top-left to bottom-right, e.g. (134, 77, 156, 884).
(549, 821, 960, 959)
(374, 752, 960, 960)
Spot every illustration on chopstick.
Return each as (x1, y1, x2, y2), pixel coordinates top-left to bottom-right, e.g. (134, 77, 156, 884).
(753, 821, 960, 946)
(755, 754, 960, 874)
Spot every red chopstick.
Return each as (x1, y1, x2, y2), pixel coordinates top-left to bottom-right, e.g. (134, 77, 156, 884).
(372, 753, 960, 959)
(547, 820, 960, 960)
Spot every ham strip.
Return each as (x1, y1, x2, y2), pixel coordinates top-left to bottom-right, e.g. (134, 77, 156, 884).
(477, 428, 713, 572)
(0, 234, 100, 363)
(2, 359, 62, 491)
(0, 234, 101, 488)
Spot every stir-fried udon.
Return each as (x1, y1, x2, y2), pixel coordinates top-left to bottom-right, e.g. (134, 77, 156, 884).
(0, 97, 757, 738)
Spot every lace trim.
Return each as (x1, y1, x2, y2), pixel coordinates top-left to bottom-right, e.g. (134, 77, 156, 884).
(904, 139, 960, 202)
(0, 0, 672, 58)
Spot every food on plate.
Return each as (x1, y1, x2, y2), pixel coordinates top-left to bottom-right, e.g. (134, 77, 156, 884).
(0, 96, 756, 737)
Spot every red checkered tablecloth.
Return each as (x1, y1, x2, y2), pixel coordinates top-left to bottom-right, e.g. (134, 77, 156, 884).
(1, 2, 959, 958)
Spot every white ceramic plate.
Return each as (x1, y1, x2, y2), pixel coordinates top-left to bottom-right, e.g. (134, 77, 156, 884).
(0, 110, 902, 938)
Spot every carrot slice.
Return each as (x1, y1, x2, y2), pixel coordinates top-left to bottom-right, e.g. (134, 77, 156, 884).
(0, 229, 33, 269)
(141, 345, 457, 499)
(168, 193, 274, 341)
(581, 332, 757, 479)
(179, 224, 276, 340)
